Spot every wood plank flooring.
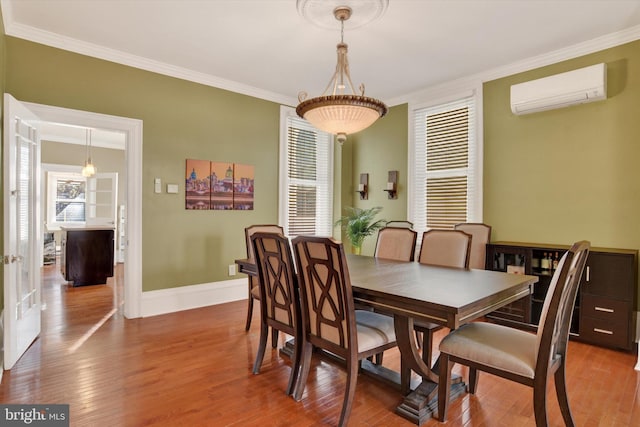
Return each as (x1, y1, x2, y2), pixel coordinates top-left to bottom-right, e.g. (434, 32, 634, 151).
(1, 263, 639, 426)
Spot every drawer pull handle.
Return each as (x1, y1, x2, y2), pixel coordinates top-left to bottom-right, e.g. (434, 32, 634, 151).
(594, 307, 614, 313)
(593, 328, 613, 335)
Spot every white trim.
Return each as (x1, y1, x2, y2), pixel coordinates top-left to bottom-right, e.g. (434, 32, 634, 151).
(2, 15, 297, 107)
(140, 279, 247, 318)
(24, 101, 144, 319)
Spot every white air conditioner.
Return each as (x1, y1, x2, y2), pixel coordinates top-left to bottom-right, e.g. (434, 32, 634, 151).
(510, 63, 607, 115)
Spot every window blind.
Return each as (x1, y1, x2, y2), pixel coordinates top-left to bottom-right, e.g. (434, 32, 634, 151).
(411, 95, 477, 233)
(280, 108, 333, 237)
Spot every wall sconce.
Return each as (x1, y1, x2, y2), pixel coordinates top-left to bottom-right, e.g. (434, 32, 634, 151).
(357, 173, 368, 200)
(383, 170, 398, 199)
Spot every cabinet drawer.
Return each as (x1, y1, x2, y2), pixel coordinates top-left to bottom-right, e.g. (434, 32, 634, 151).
(581, 294, 629, 321)
(580, 315, 630, 350)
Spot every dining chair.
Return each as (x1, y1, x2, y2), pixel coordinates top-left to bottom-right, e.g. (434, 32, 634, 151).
(374, 224, 418, 261)
(437, 240, 590, 426)
(244, 224, 284, 345)
(417, 229, 472, 268)
(250, 232, 302, 396)
(454, 222, 492, 269)
(415, 229, 472, 367)
(291, 236, 401, 427)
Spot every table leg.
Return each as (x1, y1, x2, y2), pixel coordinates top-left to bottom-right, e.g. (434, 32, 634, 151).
(393, 315, 466, 425)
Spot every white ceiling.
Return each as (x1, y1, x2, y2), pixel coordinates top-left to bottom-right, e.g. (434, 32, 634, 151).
(3, 0, 640, 111)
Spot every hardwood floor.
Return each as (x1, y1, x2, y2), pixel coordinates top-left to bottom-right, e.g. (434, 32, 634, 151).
(1, 264, 639, 426)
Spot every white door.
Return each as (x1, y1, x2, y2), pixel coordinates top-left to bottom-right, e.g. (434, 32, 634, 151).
(85, 172, 118, 264)
(3, 94, 42, 370)
(85, 172, 118, 228)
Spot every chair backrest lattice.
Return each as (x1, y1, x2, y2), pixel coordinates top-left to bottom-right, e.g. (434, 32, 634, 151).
(292, 236, 356, 359)
(251, 232, 299, 331)
(245, 224, 284, 261)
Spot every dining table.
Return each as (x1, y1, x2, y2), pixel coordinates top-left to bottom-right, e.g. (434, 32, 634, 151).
(235, 253, 538, 425)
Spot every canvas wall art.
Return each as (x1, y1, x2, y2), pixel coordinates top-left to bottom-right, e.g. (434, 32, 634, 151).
(233, 163, 254, 210)
(185, 159, 211, 210)
(185, 160, 254, 211)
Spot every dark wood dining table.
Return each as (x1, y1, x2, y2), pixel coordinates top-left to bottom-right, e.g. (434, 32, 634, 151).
(235, 254, 538, 424)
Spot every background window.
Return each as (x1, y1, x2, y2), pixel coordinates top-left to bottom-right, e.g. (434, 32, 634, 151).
(47, 172, 86, 227)
(410, 94, 481, 236)
(279, 106, 333, 237)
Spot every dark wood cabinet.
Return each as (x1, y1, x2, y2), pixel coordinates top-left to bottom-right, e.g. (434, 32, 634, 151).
(61, 227, 115, 286)
(486, 242, 637, 351)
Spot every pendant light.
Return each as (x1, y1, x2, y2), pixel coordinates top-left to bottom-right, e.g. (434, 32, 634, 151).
(81, 128, 97, 177)
(296, 5, 388, 145)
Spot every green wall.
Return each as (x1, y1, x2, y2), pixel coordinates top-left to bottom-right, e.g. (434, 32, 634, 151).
(4, 37, 281, 291)
(346, 104, 409, 256)
(484, 39, 640, 254)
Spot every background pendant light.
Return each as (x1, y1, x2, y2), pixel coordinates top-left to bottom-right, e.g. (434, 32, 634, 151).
(296, 6, 387, 144)
(81, 128, 97, 177)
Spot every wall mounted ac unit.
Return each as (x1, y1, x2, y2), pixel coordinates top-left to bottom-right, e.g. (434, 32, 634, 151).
(510, 63, 607, 115)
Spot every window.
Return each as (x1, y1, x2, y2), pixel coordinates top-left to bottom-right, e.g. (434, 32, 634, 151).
(279, 106, 334, 237)
(409, 93, 482, 235)
(47, 171, 86, 228)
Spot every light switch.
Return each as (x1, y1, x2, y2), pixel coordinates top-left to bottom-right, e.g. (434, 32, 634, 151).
(167, 184, 179, 194)
(154, 178, 161, 194)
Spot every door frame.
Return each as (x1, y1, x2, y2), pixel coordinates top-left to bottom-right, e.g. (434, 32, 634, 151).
(25, 101, 143, 319)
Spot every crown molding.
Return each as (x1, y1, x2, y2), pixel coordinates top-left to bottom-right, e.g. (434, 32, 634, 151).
(3, 0, 639, 109)
(388, 24, 640, 107)
(3, 18, 298, 107)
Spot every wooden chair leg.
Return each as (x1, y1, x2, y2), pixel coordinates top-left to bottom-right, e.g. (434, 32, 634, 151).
(554, 362, 576, 426)
(285, 335, 303, 396)
(533, 378, 550, 427)
(293, 341, 314, 401)
(468, 367, 478, 393)
(374, 352, 383, 365)
(338, 357, 358, 427)
(271, 329, 279, 348)
(437, 354, 453, 422)
(245, 295, 255, 331)
(252, 321, 268, 374)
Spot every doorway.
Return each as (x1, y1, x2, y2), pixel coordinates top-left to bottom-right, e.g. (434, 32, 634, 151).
(22, 100, 143, 318)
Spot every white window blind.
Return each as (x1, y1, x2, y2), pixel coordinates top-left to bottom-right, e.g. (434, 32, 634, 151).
(279, 107, 334, 237)
(411, 95, 479, 234)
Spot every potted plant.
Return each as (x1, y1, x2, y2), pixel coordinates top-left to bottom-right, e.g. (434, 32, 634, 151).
(335, 206, 386, 255)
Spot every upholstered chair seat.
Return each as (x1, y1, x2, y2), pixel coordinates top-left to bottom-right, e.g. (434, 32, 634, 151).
(354, 310, 397, 353)
(439, 322, 537, 378)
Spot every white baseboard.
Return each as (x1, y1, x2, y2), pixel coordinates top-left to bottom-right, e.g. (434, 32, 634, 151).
(140, 278, 247, 318)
